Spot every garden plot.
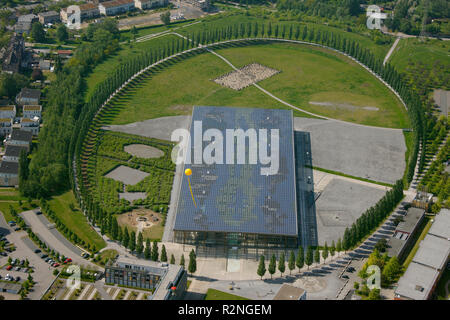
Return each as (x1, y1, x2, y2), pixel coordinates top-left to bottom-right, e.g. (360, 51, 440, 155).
(124, 144, 164, 159)
(213, 63, 280, 90)
(105, 165, 149, 185)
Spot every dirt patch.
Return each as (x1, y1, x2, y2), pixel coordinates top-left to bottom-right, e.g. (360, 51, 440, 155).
(309, 101, 379, 111)
(124, 144, 164, 159)
(169, 105, 193, 113)
(117, 208, 162, 234)
(213, 63, 280, 91)
(105, 165, 149, 185)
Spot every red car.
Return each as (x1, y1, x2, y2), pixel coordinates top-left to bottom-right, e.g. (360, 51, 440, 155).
(52, 263, 60, 267)
(6, 265, 12, 270)
(65, 258, 72, 263)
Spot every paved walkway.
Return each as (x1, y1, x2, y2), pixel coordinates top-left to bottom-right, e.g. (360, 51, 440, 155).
(383, 37, 400, 66)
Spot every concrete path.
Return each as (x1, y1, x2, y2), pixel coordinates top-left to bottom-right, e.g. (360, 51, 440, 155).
(383, 37, 400, 66)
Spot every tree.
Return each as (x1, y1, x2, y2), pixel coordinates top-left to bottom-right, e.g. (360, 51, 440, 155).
(336, 238, 342, 255)
(322, 242, 329, 262)
(382, 256, 403, 286)
(144, 238, 151, 259)
(296, 246, 304, 272)
(31, 22, 45, 43)
(151, 240, 159, 261)
(374, 239, 388, 253)
(160, 11, 171, 26)
(278, 252, 285, 277)
(170, 254, 175, 264)
(129, 231, 136, 252)
(19, 149, 29, 187)
(257, 255, 266, 280)
(368, 288, 381, 300)
(268, 254, 276, 279)
(136, 232, 143, 255)
(314, 247, 320, 265)
(305, 246, 313, 269)
(56, 24, 68, 42)
(330, 240, 336, 257)
(160, 244, 167, 262)
(180, 254, 185, 267)
(288, 251, 295, 275)
(188, 250, 196, 275)
(122, 227, 129, 248)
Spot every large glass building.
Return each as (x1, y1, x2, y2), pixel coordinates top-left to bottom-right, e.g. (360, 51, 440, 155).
(173, 106, 317, 258)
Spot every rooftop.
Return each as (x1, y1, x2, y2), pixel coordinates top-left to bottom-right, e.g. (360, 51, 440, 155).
(0, 161, 19, 175)
(23, 105, 42, 111)
(395, 262, 439, 300)
(428, 208, 450, 240)
(396, 207, 425, 233)
(100, 0, 134, 8)
(10, 129, 33, 142)
(17, 88, 41, 100)
(174, 106, 297, 237)
(18, 14, 37, 23)
(273, 284, 306, 300)
(412, 235, 450, 270)
(4, 145, 28, 158)
(0, 281, 22, 292)
(0, 106, 15, 111)
(38, 11, 59, 17)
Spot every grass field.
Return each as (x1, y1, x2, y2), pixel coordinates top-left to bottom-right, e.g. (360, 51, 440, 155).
(204, 288, 250, 300)
(47, 191, 106, 251)
(106, 42, 408, 128)
(389, 38, 450, 73)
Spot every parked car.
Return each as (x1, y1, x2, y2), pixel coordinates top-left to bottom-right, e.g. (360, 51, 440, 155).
(64, 258, 72, 264)
(15, 266, 21, 271)
(0, 252, 7, 256)
(6, 265, 12, 271)
(52, 263, 60, 267)
(342, 275, 349, 279)
(34, 249, 41, 254)
(15, 276, 20, 282)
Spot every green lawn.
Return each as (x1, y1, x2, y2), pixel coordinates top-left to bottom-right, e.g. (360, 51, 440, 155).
(47, 191, 106, 251)
(389, 38, 449, 73)
(107, 42, 408, 128)
(204, 288, 250, 300)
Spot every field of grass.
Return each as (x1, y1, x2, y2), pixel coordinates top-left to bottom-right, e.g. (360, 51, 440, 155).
(389, 38, 449, 73)
(216, 43, 408, 128)
(204, 288, 250, 300)
(106, 42, 407, 128)
(47, 191, 106, 251)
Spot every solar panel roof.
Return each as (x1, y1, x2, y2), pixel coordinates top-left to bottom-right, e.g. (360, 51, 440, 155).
(173, 106, 298, 236)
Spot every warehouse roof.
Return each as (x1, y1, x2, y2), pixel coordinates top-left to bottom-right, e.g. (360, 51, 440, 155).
(395, 262, 439, 300)
(174, 106, 297, 236)
(428, 208, 450, 240)
(10, 129, 33, 142)
(412, 235, 450, 270)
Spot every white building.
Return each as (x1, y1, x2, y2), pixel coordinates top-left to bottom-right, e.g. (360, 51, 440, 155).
(0, 106, 16, 119)
(2, 145, 28, 163)
(20, 118, 40, 136)
(0, 118, 13, 136)
(23, 105, 42, 120)
(134, 0, 167, 10)
(99, 0, 135, 16)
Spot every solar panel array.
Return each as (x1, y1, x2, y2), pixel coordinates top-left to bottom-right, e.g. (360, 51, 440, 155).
(173, 106, 298, 236)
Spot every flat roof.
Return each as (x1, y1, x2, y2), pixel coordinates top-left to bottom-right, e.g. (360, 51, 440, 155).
(173, 106, 298, 236)
(395, 262, 440, 300)
(273, 284, 305, 300)
(100, 0, 134, 8)
(4, 145, 27, 157)
(10, 129, 32, 142)
(429, 208, 450, 240)
(23, 105, 42, 111)
(0, 106, 15, 111)
(0, 161, 19, 174)
(412, 235, 450, 270)
(0, 281, 22, 292)
(396, 207, 425, 233)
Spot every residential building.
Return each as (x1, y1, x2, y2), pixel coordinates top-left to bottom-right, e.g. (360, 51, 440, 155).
(273, 284, 307, 300)
(386, 207, 425, 262)
(134, 0, 168, 10)
(0, 281, 22, 294)
(17, 14, 38, 24)
(394, 209, 450, 300)
(20, 118, 40, 135)
(0, 161, 19, 187)
(23, 105, 42, 119)
(14, 22, 32, 35)
(412, 191, 433, 211)
(15, 88, 41, 106)
(99, 0, 135, 16)
(0, 118, 13, 136)
(60, 3, 100, 23)
(1, 35, 24, 73)
(2, 145, 28, 163)
(0, 106, 16, 119)
(105, 256, 187, 300)
(184, 0, 210, 11)
(56, 50, 73, 59)
(38, 11, 61, 24)
(6, 129, 33, 151)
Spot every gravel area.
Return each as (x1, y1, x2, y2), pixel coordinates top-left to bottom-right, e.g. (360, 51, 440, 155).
(213, 63, 280, 90)
(119, 192, 147, 202)
(124, 144, 164, 159)
(105, 165, 149, 185)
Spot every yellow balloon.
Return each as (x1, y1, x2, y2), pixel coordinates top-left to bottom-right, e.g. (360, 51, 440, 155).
(184, 168, 192, 176)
